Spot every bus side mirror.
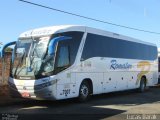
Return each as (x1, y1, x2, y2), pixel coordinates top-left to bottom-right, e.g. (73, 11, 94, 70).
(48, 36, 72, 56)
(0, 41, 16, 58)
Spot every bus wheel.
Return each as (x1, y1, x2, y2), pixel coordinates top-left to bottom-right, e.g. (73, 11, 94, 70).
(78, 81, 91, 102)
(139, 77, 146, 92)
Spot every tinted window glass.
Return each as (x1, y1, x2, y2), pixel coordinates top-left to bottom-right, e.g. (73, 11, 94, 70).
(57, 46, 69, 67)
(81, 33, 157, 60)
(53, 32, 84, 65)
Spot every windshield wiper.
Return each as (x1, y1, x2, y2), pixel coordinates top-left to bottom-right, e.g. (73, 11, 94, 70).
(56, 65, 70, 72)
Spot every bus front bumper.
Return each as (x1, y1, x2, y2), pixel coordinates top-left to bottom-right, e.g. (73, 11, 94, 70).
(8, 78, 57, 100)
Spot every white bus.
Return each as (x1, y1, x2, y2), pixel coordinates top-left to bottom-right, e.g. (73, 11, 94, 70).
(8, 25, 158, 101)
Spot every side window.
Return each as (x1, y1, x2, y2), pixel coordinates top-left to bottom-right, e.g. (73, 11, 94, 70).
(53, 32, 84, 65)
(81, 33, 157, 61)
(47, 31, 84, 74)
(81, 34, 99, 61)
(57, 46, 70, 67)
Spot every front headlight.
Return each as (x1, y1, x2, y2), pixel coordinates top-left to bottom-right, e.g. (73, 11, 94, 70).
(34, 80, 57, 90)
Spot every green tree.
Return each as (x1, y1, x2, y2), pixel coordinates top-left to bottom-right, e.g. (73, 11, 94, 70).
(5, 47, 13, 53)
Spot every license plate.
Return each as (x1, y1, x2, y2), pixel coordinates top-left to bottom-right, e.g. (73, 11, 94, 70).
(21, 92, 30, 98)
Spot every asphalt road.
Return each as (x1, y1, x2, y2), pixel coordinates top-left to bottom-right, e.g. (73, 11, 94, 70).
(0, 86, 160, 120)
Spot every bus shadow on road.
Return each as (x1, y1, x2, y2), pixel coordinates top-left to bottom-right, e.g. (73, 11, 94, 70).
(0, 87, 160, 120)
(0, 98, 126, 120)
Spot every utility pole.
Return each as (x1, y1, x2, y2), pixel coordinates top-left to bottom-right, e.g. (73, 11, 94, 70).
(0, 42, 2, 49)
(0, 42, 3, 51)
(0, 42, 3, 48)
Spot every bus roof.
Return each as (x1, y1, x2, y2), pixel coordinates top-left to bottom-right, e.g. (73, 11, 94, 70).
(19, 25, 85, 38)
(19, 25, 156, 47)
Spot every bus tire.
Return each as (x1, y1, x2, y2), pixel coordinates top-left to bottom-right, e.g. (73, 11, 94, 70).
(78, 81, 91, 102)
(138, 77, 146, 92)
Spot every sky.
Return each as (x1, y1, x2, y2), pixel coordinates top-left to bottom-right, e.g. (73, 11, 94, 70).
(0, 0, 160, 48)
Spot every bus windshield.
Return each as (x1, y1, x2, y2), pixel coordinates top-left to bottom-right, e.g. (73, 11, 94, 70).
(11, 31, 84, 79)
(11, 36, 51, 79)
